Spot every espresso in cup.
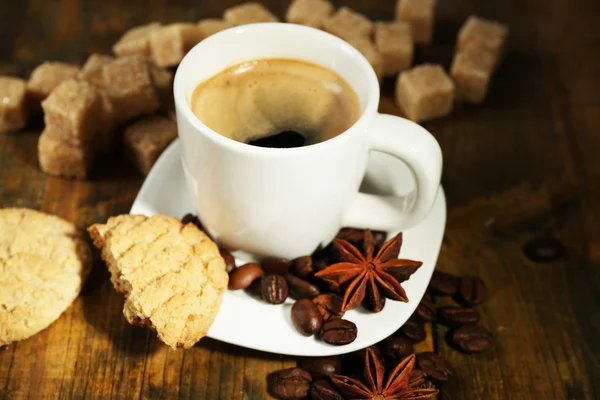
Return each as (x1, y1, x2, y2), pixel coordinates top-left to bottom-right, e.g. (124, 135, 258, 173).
(190, 58, 361, 148)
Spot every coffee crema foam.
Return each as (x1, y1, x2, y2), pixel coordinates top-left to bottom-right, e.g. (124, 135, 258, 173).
(190, 58, 361, 146)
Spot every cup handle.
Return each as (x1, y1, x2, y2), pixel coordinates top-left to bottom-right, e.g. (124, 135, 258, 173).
(341, 113, 443, 232)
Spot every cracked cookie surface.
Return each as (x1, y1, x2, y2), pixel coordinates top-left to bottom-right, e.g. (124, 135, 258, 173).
(88, 214, 228, 349)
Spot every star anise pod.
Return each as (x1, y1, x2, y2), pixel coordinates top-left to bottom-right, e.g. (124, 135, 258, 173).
(315, 230, 423, 312)
(330, 349, 438, 399)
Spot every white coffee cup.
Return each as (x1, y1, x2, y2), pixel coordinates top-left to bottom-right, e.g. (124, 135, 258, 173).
(174, 23, 442, 259)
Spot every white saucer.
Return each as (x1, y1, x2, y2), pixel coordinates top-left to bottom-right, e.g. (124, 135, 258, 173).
(131, 139, 446, 356)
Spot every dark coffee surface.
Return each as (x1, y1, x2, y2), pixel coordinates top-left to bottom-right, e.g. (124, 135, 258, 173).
(191, 58, 361, 146)
(247, 131, 306, 148)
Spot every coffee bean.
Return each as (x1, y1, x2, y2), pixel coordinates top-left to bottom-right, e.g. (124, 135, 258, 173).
(438, 306, 480, 327)
(298, 356, 341, 378)
(428, 271, 459, 296)
(409, 368, 428, 384)
(398, 317, 426, 343)
(451, 324, 493, 353)
(383, 336, 414, 361)
(313, 294, 344, 322)
(261, 274, 289, 304)
(320, 319, 357, 345)
(219, 248, 236, 274)
(262, 257, 292, 274)
(293, 256, 314, 279)
(285, 273, 320, 299)
(270, 368, 311, 400)
(457, 276, 486, 305)
(181, 213, 203, 230)
(312, 258, 330, 273)
(291, 299, 323, 336)
(247, 278, 262, 297)
(414, 297, 435, 322)
(310, 379, 344, 400)
(417, 352, 455, 384)
(523, 237, 566, 263)
(228, 263, 264, 290)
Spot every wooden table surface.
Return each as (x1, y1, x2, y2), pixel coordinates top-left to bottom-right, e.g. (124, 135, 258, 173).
(1, 0, 600, 399)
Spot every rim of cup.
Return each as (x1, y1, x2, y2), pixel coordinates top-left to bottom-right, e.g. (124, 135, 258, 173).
(174, 22, 381, 157)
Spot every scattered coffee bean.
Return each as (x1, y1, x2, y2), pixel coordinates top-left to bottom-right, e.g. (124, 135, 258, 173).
(310, 379, 344, 400)
(261, 274, 289, 304)
(312, 258, 330, 273)
(457, 276, 486, 305)
(438, 306, 480, 327)
(320, 319, 357, 345)
(293, 256, 314, 279)
(414, 297, 435, 322)
(298, 356, 341, 378)
(398, 317, 426, 343)
(262, 257, 292, 274)
(271, 368, 312, 400)
(523, 237, 566, 263)
(428, 270, 459, 296)
(451, 324, 493, 353)
(417, 352, 455, 384)
(228, 263, 264, 290)
(219, 248, 236, 274)
(285, 273, 320, 299)
(409, 368, 428, 384)
(181, 213, 203, 230)
(383, 336, 414, 361)
(313, 294, 344, 322)
(247, 278, 262, 296)
(292, 299, 323, 336)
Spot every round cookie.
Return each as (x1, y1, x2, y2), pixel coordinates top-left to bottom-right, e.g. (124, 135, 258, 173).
(0, 208, 92, 347)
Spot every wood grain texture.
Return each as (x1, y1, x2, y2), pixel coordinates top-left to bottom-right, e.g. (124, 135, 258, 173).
(1, 0, 600, 399)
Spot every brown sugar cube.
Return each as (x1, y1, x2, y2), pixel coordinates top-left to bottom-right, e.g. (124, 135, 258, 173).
(375, 21, 414, 76)
(112, 22, 162, 57)
(197, 19, 232, 38)
(458, 16, 508, 57)
(78, 54, 114, 87)
(42, 79, 104, 144)
(150, 23, 203, 68)
(395, 0, 437, 44)
(101, 54, 159, 123)
(286, 0, 334, 29)
(27, 62, 80, 105)
(346, 38, 384, 84)
(395, 64, 454, 123)
(223, 2, 279, 25)
(124, 115, 177, 175)
(38, 128, 95, 179)
(450, 44, 497, 104)
(322, 7, 374, 41)
(0, 76, 28, 133)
